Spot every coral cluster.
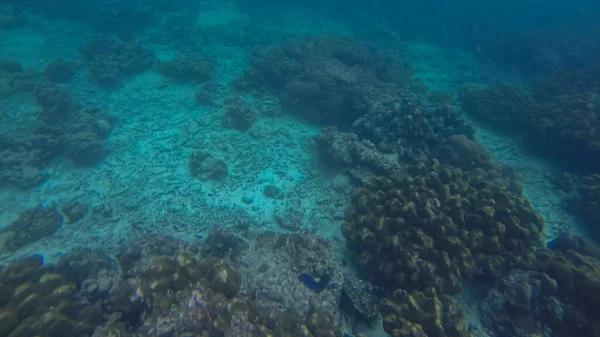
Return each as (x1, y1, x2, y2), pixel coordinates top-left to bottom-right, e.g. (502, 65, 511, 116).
(458, 84, 534, 129)
(534, 235, 600, 337)
(459, 69, 600, 174)
(0, 231, 352, 337)
(480, 269, 559, 337)
(380, 287, 470, 337)
(342, 159, 544, 295)
(81, 36, 155, 86)
(1, 84, 112, 187)
(239, 34, 412, 126)
(34, 84, 113, 166)
(314, 126, 400, 177)
(221, 97, 257, 131)
(353, 98, 474, 159)
(0, 255, 106, 337)
(341, 273, 379, 320)
(188, 151, 228, 181)
(476, 233, 600, 337)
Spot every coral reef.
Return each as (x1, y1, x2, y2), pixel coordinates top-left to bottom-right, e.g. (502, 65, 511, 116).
(480, 269, 559, 337)
(0, 228, 356, 337)
(156, 54, 215, 82)
(0, 207, 62, 252)
(380, 287, 470, 337)
(342, 159, 544, 294)
(535, 240, 600, 337)
(341, 272, 380, 320)
(100, 233, 346, 337)
(528, 92, 600, 172)
(314, 126, 400, 176)
(438, 135, 524, 195)
(221, 97, 256, 131)
(239, 34, 412, 126)
(200, 227, 249, 261)
(458, 84, 534, 129)
(1, 84, 113, 188)
(45, 59, 76, 83)
(0, 255, 105, 337)
(531, 67, 600, 100)
(81, 36, 155, 86)
(353, 98, 474, 159)
(457, 70, 600, 173)
(34, 85, 113, 166)
(273, 204, 305, 231)
(188, 151, 228, 181)
(241, 232, 345, 323)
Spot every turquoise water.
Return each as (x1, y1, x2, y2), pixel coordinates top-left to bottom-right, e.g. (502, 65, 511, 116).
(1, 1, 599, 337)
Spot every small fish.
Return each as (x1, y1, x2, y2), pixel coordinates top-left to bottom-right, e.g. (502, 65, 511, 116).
(298, 273, 331, 293)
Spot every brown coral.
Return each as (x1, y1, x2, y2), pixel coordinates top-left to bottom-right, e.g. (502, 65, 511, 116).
(342, 159, 543, 294)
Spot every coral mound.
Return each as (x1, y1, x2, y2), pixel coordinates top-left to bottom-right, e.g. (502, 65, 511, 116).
(459, 84, 534, 129)
(381, 287, 470, 337)
(0, 255, 106, 337)
(239, 34, 412, 126)
(343, 159, 543, 294)
(0, 207, 62, 252)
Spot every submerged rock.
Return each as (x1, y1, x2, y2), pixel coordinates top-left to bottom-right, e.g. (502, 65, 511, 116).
(188, 151, 228, 181)
(341, 273, 379, 320)
(0, 207, 62, 252)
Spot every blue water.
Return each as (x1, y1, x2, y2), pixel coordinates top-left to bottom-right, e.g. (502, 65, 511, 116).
(0, 1, 599, 337)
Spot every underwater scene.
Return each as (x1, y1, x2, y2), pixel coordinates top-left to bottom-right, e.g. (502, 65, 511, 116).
(1, 0, 600, 336)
